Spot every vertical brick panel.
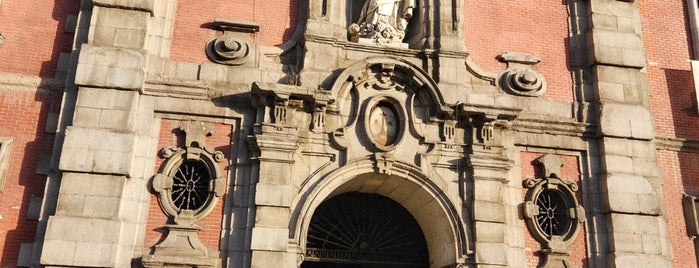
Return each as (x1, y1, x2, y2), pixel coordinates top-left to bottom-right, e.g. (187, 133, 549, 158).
(520, 152, 587, 268)
(463, 0, 574, 103)
(169, 1, 300, 63)
(143, 119, 231, 251)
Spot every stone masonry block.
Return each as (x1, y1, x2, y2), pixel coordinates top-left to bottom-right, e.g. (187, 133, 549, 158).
(59, 172, 126, 197)
(90, 7, 149, 48)
(250, 227, 289, 251)
(608, 213, 661, 236)
(40, 240, 76, 265)
(73, 242, 119, 267)
(474, 180, 503, 203)
(591, 29, 643, 49)
(599, 103, 654, 140)
(255, 183, 293, 207)
(77, 87, 139, 110)
(474, 200, 506, 223)
(75, 45, 146, 89)
(611, 253, 671, 267)
(474, 221, 505, 243)
(251, 251, 286, 268)
(255, 206, 291, 228)
(605, 174, 655, 195)
(45, 216, 122, 243)
(595, 65, 642, 86)
(589, 44, 646, 68)
(59, 127, 136, 175)
(590, 0, 639, 18)
(604, 174, 661, 214)
(92, 0, 154, 12)
(609, 233, 644, 253)
(475, 242, 508, 265)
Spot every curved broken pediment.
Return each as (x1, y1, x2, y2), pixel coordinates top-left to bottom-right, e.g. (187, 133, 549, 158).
(327, 56, 458, 152)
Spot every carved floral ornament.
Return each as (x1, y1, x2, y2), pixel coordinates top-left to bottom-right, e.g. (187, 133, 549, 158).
(523, 154, 585, 268)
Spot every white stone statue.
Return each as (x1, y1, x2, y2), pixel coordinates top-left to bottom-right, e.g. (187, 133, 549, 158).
(348, 0, 415, 46)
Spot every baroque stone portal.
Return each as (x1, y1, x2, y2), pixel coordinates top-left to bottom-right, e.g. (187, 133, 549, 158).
(348, 0, 415, 46)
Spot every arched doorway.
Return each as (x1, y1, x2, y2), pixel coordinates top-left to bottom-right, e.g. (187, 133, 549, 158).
(301, 192, 429, 268)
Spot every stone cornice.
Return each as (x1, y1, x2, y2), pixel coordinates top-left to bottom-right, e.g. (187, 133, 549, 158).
(0, 72, 63, 92)
(655, 137, 699, 153)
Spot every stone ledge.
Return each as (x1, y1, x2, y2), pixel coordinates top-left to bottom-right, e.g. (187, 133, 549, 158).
(92, 0, 154, 13)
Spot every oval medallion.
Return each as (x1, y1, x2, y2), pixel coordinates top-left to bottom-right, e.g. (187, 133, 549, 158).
(368, 104, 399, 146)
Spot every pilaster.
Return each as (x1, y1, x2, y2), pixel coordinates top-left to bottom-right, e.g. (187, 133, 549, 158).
(461, 103, 520, 267)
(40, 0, 156, 267)
(587, 0, 671, 266)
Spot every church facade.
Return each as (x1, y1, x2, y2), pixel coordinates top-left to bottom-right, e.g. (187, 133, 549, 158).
(0, 0, 698, 267)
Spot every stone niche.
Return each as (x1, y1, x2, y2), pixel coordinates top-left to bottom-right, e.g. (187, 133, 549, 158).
(345, 0, 425, 48)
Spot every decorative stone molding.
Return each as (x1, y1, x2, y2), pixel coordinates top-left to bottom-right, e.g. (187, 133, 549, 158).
(251, 82, 332, 135)
(497, 52, 547, 97)
(458, 103, 520, 148)
(143, 121, 225, 267)
(523, 154, 585, 268)
(327, 57, 456, 152)
(206, 19, 259, 66)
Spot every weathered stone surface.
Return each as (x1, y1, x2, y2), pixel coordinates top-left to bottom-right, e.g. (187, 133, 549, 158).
(59, 127, 136, 175)
(250, 227, 289, 251)
(74, 45, 146, 89)
(255, 183, 293, 207)
(92, 0, 154, 13)
(475, 242, 508, 265)
(598, 103, 654, 140)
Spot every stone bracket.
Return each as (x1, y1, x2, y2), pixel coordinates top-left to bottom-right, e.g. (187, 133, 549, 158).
(206, 18, 260, 66)
(497, 52, 547, 97)
(458, 103, 520, 148)
(252, 82, 332, 133)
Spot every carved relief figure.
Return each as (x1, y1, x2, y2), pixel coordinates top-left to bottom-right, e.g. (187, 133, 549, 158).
(348, 0, 415, 46)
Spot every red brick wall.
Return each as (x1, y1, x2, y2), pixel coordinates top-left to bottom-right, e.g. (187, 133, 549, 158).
(0, 1, 78, 78)
(658, 150, 699, 267)
(0, 88, 60, 266)
(464, 0, 574, 103)
(520, 152, 587, 268)
(169, 0, 300, 63)
(143, 119, 231, 251)
(641, 0, 699, 140)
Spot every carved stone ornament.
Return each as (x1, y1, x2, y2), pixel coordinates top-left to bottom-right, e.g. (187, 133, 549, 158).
(497, 52, 547, 97)
(364, 96, 404, 151)
(142, 121, 225, 268)
(348, 0, 415, 47)
(523, 154, 585, 268)
(206, 18, 259, 66)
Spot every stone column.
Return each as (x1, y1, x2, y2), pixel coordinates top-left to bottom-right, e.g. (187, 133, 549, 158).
(40, 0, 156, 267)
(588, 0, 671, 266)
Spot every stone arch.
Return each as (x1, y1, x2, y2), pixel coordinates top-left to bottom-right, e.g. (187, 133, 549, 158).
(291, 158, 469, 268)
(330, 56, 453, 117)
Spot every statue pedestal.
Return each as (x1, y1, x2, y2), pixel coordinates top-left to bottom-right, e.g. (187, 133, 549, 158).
(357, 38, 408, 49)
